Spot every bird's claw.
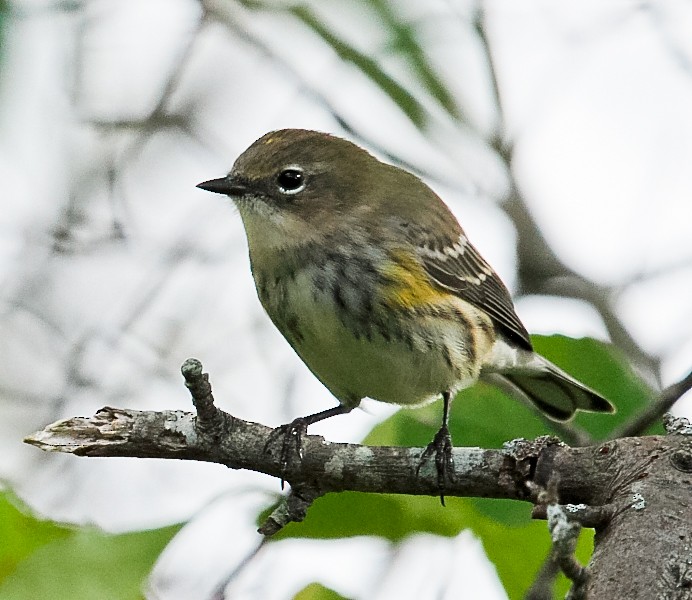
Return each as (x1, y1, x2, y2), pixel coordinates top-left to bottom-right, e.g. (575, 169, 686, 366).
(264, 417, 309, 488)
(417, 425, 455, 506)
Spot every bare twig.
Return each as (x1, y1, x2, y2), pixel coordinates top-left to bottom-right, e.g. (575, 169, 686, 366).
(524, 553, 560, 600)
(548, 501, 588, 599)
(182, 357, 232, 438)
(472, 3, 508, 150)
(531, 479, 589, 599)
(201, 0, 461, 188)
(532, 502, 616, 529)
(208, 539, 267, 600)
(257, 484, 324, 535)
(610, 370, 692, 439)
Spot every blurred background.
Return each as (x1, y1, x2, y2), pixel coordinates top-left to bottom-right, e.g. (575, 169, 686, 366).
(1, 0, 691, 598)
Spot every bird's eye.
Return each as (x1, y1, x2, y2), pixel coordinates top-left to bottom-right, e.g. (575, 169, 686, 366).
(277, 168, 305, 194)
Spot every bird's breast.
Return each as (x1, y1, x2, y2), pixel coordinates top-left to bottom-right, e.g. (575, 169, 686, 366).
(252, 256, 493, 407)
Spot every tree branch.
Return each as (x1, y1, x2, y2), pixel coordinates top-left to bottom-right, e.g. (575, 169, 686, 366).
(20, 359, 667, 539)
(23, 405, 579, 505)
(23, 359, 692, 599)
(23, 363, 622, 534)
(27, 401, 646, 537)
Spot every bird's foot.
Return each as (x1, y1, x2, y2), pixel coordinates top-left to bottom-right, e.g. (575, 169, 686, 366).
(263, 405, 353, 489)
(264, 417, 309, 488)
(417, 425, 455, 506)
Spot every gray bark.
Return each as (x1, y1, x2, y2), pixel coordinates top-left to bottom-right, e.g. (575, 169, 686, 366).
(24, 403, 692, 598)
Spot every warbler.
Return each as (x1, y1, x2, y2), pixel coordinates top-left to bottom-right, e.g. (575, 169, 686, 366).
(197, 129, 614, 493)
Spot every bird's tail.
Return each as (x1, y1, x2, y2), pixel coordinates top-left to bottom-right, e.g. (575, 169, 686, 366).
(491, 355, 615, 422)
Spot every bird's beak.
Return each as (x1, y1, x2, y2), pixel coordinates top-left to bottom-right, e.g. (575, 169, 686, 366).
(196, 176, 248, 197)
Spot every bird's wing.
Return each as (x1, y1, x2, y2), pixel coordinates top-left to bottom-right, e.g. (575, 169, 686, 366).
(417, 233, 533, 350)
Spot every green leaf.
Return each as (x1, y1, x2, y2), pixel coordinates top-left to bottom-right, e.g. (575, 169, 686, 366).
(0, 492, 72, 582)
(270, 491, 470, 542)
(472, 510, 550, 598)
(363, 367, 546, 527)
(293, 582, 349, 600)
(0, 492, 181, 600)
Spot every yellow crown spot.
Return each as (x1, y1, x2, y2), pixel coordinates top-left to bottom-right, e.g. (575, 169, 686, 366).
(381, 250, 446, 310)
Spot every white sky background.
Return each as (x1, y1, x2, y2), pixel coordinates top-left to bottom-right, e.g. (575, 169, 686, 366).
(1, 0, 691, 598)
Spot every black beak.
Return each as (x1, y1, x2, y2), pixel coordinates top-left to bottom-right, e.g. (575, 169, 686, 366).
(196, 177, 247, 196)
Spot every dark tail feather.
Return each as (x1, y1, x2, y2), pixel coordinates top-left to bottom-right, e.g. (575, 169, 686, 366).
(497, 358, 615, 422)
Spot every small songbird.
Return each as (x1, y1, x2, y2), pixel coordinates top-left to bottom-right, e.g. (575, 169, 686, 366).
(197, 129, 614, 494)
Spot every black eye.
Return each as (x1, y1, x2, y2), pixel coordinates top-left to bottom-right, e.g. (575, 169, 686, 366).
(277, 168, 305, 194)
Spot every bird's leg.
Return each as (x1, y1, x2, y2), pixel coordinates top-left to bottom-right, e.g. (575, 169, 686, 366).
(265, 404, 352, 488)
(418, 391, 454, 506)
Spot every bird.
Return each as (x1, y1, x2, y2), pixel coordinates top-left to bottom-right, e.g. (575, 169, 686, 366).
(197, 128, 615, 498)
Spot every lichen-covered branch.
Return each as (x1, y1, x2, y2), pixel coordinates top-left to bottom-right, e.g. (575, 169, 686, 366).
(24, 404, 591, 505)
(23, 360, 692, 600)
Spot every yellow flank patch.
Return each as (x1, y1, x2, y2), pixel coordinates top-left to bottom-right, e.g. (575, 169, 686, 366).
(381, 250, 447, 309)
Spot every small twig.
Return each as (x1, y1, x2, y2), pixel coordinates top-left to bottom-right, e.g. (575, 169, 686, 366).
(473, 4, 660, 387)
(548, 502, 588, 599)
(610, 370, 692, 439)
(473, 2, 509, 151)
(532, 502, 615, 530)
(181, 357, 232, 438)
(475, 1, 661, 406)
(208, 539, 267, 600)
(202, 0, 465, 191)
(530, 478, 590, 599)
(257, 484, 324, 536)
(524, 553, 560, 600)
